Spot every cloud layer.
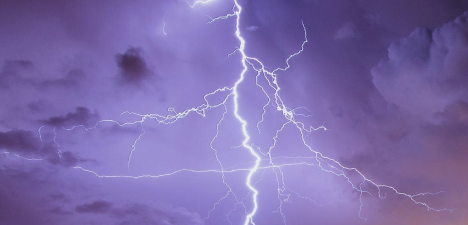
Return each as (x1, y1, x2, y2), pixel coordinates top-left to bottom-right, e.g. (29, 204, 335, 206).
(372, 12, 468, 119)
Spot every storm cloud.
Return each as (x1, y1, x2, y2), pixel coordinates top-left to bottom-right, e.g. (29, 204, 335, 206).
(116, 47, 154, 85)
(40, 107, 100, 128)
(0, 129, 40, 153)
(75, 200, 113, 214)
(372, 12, 468, 119)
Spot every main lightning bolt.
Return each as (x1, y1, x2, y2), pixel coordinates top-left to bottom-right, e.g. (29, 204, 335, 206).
(7, 1, 453, 225)
(230, 2, 260, 224)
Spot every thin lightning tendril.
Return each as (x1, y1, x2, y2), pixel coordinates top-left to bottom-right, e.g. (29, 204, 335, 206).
(6, 0, 452, 224)
(162, 15, 168, 36)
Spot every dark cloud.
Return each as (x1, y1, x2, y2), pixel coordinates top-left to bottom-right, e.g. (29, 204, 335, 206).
(75, 200, 113, 214)
(27, 100, 51, 113)
(0, 131, 88, 168)
(111, 203, 202, 225)
(1, 59, 86, 92)
(0, 60, 34, 88)
(111, 204, 150, 218)
(116, 47, 154, 84)
(47, 206, 73, 215)
(0, 128, 87, 167)
(73, 201, 202, 224)
(0, 165, 64, 225)
(0, 129, 41, 153)
(48, 192, 69, 203)
(40, 107, 100, 128)
(0, 186, 49, 225)
(47, 150, 86, 167)
(372, 12, 468, 119)
(40, 68, 86, 88)
(1, 60, 34, 73)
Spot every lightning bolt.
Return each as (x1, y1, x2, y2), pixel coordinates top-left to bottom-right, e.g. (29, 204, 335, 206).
(6, 0, 453, 224)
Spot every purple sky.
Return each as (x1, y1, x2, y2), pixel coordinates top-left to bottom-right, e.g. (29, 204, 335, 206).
(1, 0, 468, 224)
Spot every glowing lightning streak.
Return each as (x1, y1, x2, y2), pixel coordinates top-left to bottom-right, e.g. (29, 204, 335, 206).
(229, 1, 261, 224)
(186, 0, 215, 8)
(162, 18, 167, 35)
(1, 151, 43, 161)
(52, 127, 63, 162)
(73, 162, 317, 179)
(25, 0, 453, 224)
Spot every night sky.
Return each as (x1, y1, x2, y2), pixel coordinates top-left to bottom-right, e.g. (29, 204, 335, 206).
(1, 0, 468, 224)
